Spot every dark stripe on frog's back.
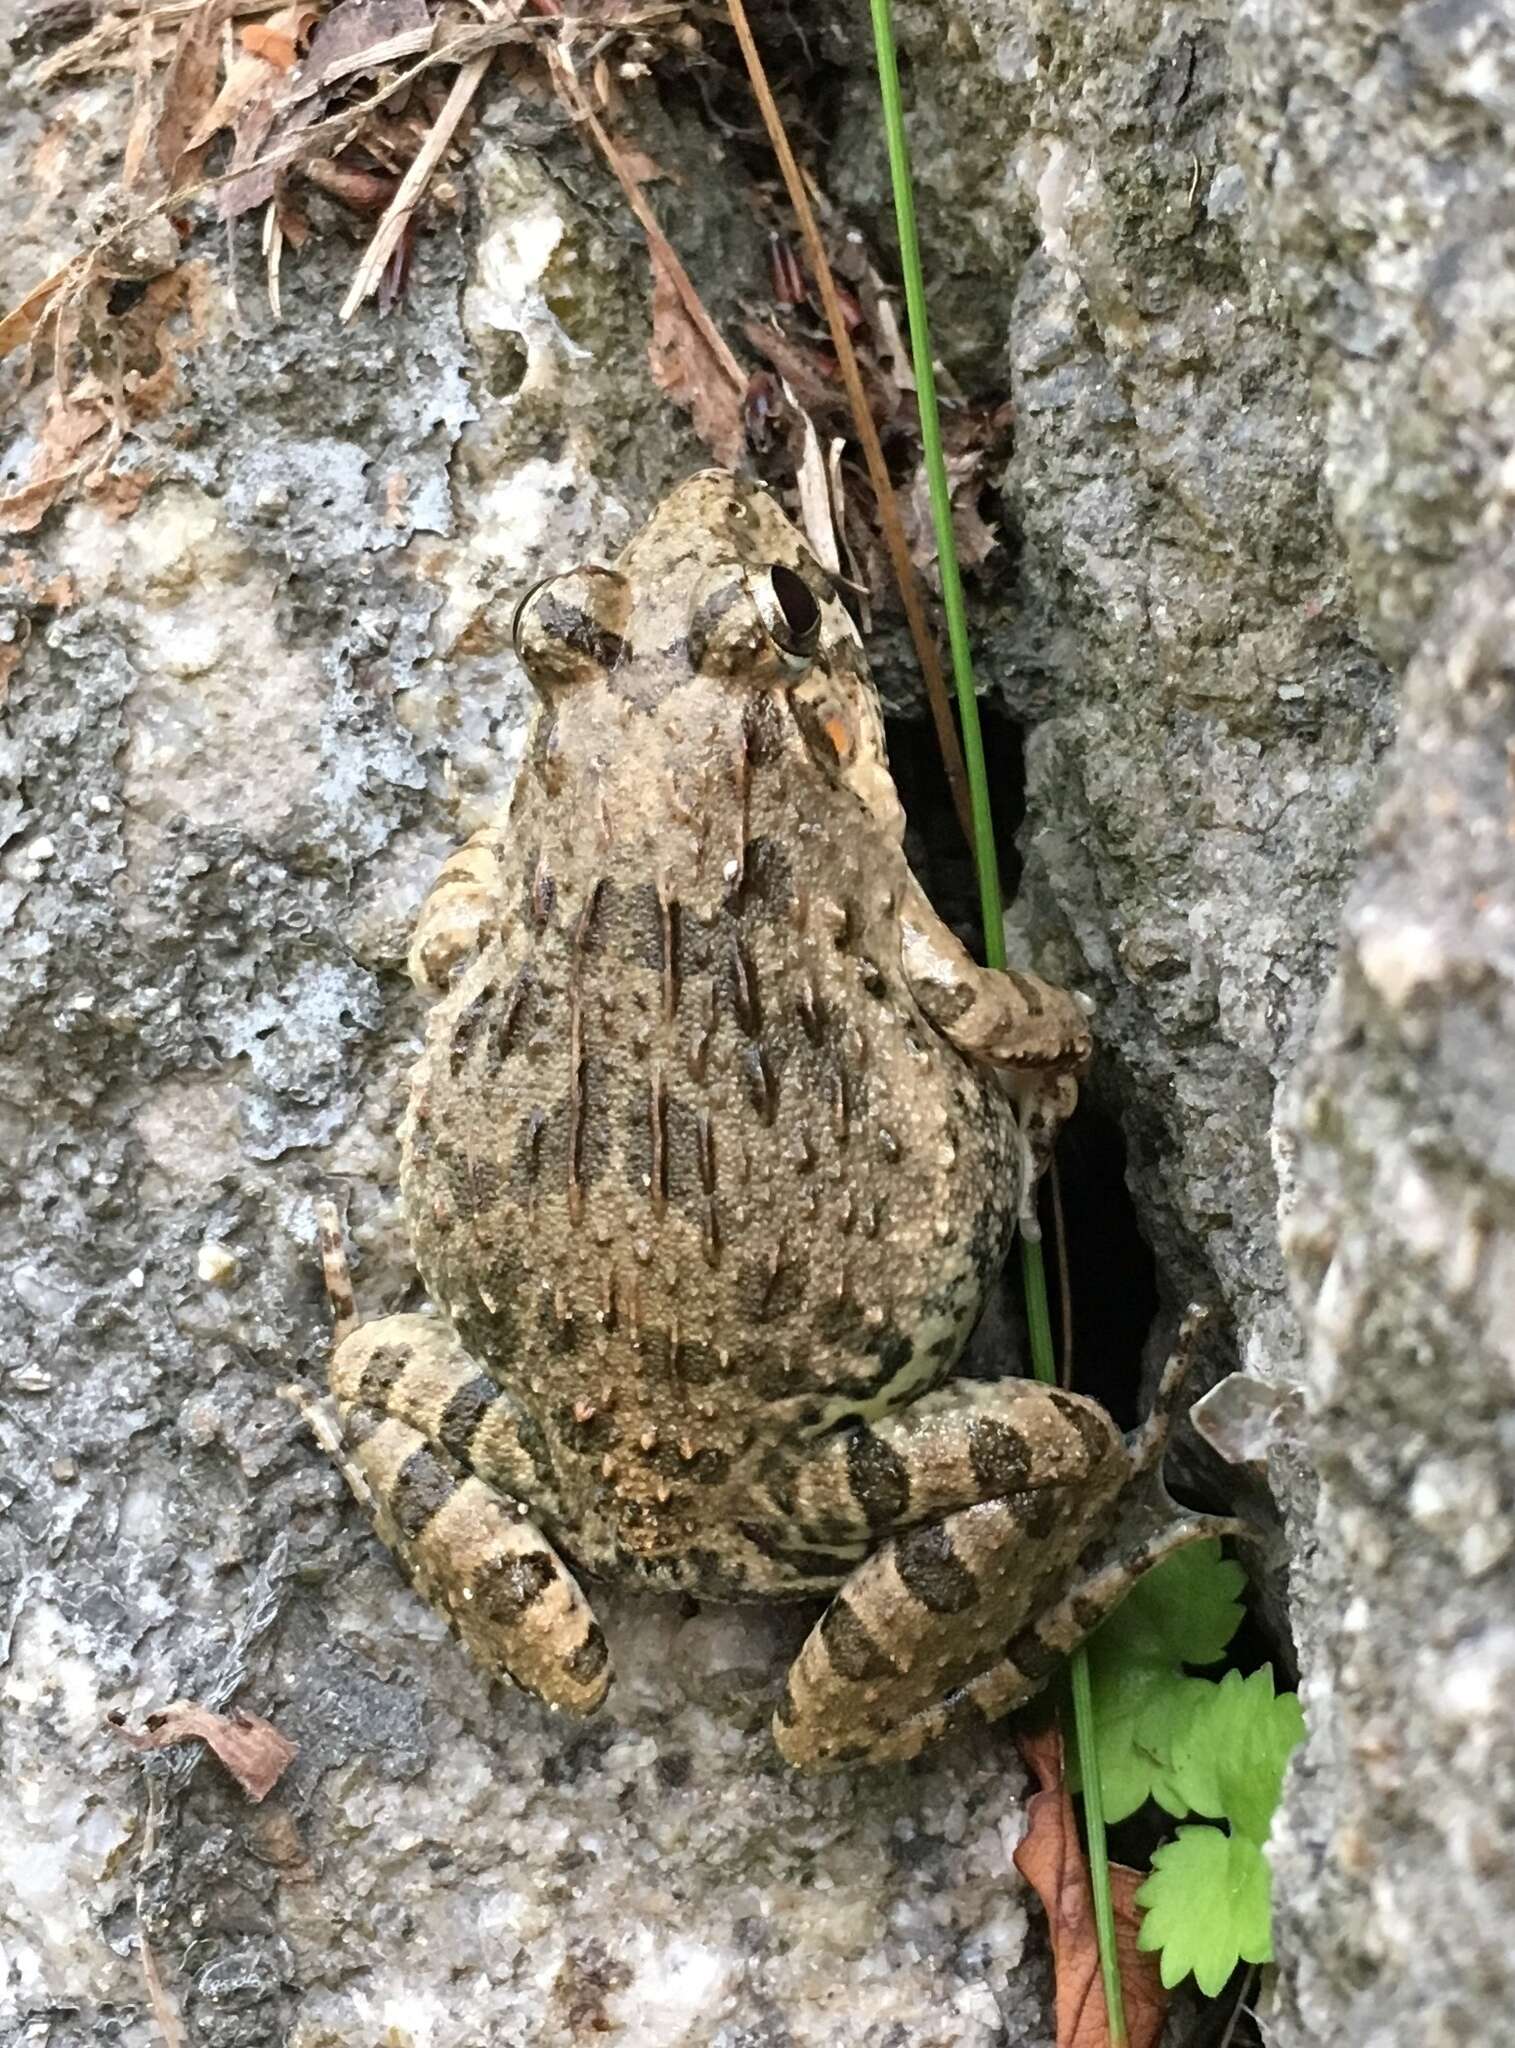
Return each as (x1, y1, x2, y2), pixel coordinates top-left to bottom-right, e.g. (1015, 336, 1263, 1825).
(410, 887, 1009, 1320)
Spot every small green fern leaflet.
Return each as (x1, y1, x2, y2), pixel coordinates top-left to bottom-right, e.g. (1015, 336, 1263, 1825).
(1071, 1543, 1306, 1994)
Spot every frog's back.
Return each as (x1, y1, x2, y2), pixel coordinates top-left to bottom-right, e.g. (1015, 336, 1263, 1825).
(399, 475, 1021, 1593)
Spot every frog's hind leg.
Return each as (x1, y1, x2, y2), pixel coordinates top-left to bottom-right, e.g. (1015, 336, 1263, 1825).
(771, 1377, 1125, 1770)
(315, 1206, 610, 1717)
(772, 1311, 1245, 1771)
(825, 1501, 1246, 1771)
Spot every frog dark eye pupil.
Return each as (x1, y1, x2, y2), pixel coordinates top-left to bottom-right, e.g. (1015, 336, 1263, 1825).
(769, 564, 820, 649)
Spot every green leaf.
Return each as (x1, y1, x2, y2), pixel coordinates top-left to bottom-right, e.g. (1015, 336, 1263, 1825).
(1135, 1673, 1214, 1818)
(1171, 1666, 1306, 1841)
(1068, 1663, 1215, 1821)
(1086, 1540, 1247, 1673)
(1135, 1826, 1274, 1995)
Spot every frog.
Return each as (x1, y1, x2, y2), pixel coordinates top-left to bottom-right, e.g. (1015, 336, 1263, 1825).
(315, 470, 1238, 1771)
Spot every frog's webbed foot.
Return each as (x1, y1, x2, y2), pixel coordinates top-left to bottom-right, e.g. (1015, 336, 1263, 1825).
(407, 821, 510, 995)
(1105, 1304, 1251, 1556)
(311, 1206, 610, 1717)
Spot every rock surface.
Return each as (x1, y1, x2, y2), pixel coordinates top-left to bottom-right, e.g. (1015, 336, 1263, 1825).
(3, 0, 1512, 2044)
(0, 50, 1046, 2048)
(1236, 6, 1515, 2043)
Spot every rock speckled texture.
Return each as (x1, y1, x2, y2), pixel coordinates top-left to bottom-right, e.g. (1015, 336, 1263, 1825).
(5, 0, 1514, 2042)
(1235, 6, 1515, 2043)
(0, 60, 1047, 2048)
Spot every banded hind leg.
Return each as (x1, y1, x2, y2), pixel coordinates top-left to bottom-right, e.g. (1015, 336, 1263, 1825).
(773, 1310, 1244, 1770)
(316, 1204, 610, 1715)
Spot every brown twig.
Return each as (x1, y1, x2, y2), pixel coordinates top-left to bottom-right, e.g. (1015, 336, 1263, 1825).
(725, 0, 974, 848)
(549, 54, 746, 397)
(138, 1921, 189, 2048)
(341, 47, 492, 320)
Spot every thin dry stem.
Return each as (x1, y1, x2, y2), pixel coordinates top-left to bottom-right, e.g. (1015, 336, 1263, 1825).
(341, 48, 493, 320)
(138, 1923, 188, 2048)
(725, 0, 974, 848)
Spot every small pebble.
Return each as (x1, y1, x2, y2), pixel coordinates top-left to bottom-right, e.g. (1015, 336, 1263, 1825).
(197, 1241, 239, 1288)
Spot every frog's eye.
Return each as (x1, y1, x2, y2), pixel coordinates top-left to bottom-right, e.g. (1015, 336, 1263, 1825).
(512, 566, 629, 694)
(755, 564, 822, 664)
(510, 577, 550, 653)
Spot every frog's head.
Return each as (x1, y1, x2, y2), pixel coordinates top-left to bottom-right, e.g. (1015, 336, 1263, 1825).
(511, 471, 903, 839)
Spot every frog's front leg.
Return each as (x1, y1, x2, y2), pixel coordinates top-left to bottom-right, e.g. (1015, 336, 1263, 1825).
(407, 818, 510, 994)
(772, 1335, 1240, 1771)
(899, 876, 1092, 1077)
(317, 1209, 610, 1716)
(898, 876, 1090, 1226)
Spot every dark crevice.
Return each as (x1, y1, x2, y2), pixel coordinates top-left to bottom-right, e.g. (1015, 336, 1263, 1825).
(888, 706, 1161, 1428)
(887, 703, 1027, 926)
(1031, 1104, 1160, 1430)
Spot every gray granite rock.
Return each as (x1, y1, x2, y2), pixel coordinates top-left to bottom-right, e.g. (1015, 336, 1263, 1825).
(1234, 5, 1515, 2042)
(0, 57, 1049, 2048)
(7, 1, 1514, 2043)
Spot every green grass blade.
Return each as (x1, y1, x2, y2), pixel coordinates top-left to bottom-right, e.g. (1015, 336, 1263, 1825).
(866, 0, 1003, 959)
(865, 4, 1127, 2040)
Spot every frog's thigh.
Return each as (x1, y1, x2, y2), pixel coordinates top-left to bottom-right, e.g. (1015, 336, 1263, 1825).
(773, 1378, 1121, 1543)
(330, 1315, 608, 1716)
(773, 1381, 1123, 1771)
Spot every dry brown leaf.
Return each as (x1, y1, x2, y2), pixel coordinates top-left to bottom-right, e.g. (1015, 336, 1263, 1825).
(186, 1, 317, 148)
(902, 446, 1000, 583)
(0, 259, 87, 363)
(243, 1802, 316, 1880)
(87, 469, 159, 520)
(648, 251, 746, 468)
(1013, 1725, 1169, 2048)
(742, 317, 845, 421)
(0, 379, 113, 535)
(240, 18, 299, 65)
(1, 260, 210, 533)
(0, 473, 75, 536)
(112, 1701, 297, 1801)
(156, 0, 236, 187)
